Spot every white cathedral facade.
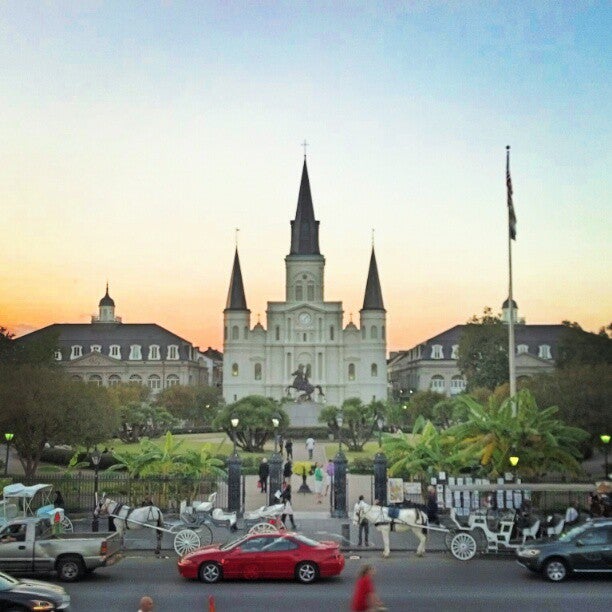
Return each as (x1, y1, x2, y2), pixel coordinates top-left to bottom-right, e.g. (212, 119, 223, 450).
(222, 159, 388, 407)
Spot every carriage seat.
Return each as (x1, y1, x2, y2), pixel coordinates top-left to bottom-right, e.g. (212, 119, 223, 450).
(212, 508, 235, 522)
(521, 519, 540, 543)
(36, 504, 56, 517)
(546, 516, 565, 537)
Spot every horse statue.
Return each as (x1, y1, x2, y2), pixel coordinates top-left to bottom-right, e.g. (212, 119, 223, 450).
(285, 365, 324, 402)
(352, 499, 428, 558)
(94, 494, 164, 555)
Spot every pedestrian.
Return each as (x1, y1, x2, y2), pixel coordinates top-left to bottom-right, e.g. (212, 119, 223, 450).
(354, 495, 369, 547)
(283, 459, 293, 483)
(351, 565, 385, 611)
(280, 483, 297, 529)
(425, 485, 439, 525)
(324, 459, 335, 496)
(53, 490, 65, 509)
(313, 463, 324, 503)
(279, 434, 284, 456)
(258, 457, 269, 493)
(284, 437, 293, 460)
(306, 436, 315, 460)
(138, 595, 154, 612)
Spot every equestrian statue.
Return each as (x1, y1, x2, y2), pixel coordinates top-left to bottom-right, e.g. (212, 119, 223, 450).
(285, 365, 324, 402)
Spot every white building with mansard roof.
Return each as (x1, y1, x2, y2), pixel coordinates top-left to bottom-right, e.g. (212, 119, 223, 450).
(222, 158, 388, 408)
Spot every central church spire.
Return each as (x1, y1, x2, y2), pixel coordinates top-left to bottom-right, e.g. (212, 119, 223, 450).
(289, 159, 320, 255)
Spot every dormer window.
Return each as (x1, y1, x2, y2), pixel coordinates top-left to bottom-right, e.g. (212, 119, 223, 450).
(538, 344, 552, 359)
(451, 345, 459, 359)
(54, 350, 62, 361)
(109, 345, 121, 359)
(431, 345, 444, 359)
(148, 345, 160, 360)
(167, 345, 179, 360)
(90, 345, 101, 353)
(70, 345, 82, 360)
(517, 344, 529, 354)
(129, 345, 142, 360)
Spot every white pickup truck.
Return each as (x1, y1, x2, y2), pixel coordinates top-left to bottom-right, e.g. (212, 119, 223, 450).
(0, 516, 122, 581)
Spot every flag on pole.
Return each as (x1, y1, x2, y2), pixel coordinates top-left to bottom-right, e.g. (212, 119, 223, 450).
(506, 145, 517, 240)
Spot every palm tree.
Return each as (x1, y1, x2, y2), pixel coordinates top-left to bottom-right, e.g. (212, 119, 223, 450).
(446, 389, 588, 478)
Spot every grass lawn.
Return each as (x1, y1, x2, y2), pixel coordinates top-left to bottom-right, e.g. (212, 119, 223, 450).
(323, 441, 381, 462)
(103, 432, 235, 456)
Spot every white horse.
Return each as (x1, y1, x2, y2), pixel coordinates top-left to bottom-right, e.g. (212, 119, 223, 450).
(352, 500, 428, 558)
(94, 494, 164, 554)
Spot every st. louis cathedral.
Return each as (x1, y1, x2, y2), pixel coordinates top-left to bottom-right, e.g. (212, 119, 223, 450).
(222, 159, 388, 408)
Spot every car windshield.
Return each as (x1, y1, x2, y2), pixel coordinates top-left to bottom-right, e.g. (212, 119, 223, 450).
(558, 523, 589, 542)
(219, 535, 249, 551)
(0, 572, 19, 591)
(292, 534, 321, 547)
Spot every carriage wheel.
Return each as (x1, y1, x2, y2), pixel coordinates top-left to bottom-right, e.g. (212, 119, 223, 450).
(248, 522, 279, 534)
(174, 529, 201, 556)
(197, 525, 213, 546)
(61, 516, 74, 532)
(450, 532, 477, 561)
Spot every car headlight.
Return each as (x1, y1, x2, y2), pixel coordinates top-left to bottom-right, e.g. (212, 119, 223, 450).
(517, 548, 540, 557)
(29, 600, 55, 611)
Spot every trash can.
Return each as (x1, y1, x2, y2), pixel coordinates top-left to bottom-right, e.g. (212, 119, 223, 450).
(341, 523, 351, 547)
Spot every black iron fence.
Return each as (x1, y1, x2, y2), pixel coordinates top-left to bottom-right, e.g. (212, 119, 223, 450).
(6, 472, 227, 514)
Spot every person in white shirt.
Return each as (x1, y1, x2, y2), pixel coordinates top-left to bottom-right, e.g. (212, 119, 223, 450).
(305, 437, 315, 460)
(565, 504, 579, 525)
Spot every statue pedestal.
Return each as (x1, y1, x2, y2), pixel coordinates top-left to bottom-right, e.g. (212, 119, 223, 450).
(281, 400, 324, 427)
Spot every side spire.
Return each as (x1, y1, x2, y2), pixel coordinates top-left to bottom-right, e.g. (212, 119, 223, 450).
(361, 247, 385, 311)
(225, 248, 249, 311)
(289, 158, 320, 255)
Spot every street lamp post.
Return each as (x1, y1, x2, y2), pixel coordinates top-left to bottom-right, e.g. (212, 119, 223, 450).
(337, 411, 344, 453)
(269, 415, 283, 505)
(90, 447, 102, 532)
(272, 416, 280, 453)
(4, 433, 14, 476)
(230, 416, 239, 455)
(376, 414, 385, 448)
(601, 434, 610, 478)
(509, 454, 519, 482)
(332, 411, 348, 518)
(227, 415, 242, 515)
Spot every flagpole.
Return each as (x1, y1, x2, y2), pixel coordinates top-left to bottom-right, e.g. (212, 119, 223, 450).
(506, 145, 517, 416)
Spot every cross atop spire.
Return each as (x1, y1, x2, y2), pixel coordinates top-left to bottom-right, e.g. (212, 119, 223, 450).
(302, 139, 308, 158)
(289, 158, 320, 255)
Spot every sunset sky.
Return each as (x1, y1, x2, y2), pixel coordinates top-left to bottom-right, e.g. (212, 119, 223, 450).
(1, 1, 610, 353)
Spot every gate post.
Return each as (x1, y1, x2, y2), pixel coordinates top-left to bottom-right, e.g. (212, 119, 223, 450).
(268, 451, 283, 506)
(227, 453, 242, 515)
(332, 451, 348, 518)
(373, 451, 388, 506)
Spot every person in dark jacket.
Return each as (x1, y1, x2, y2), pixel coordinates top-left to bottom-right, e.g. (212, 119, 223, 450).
(425, 485, 439, 524)
(284, 438, 293, 460)
(258, 458, 270, 493)
(283, 459, 293, 482)
(280, 483, 297, 529)
(53, 490, 65, 509)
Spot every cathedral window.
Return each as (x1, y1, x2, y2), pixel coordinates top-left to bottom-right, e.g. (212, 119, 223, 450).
(361, 327, 366, 339)
(90, 345, 101, 353)
(286, 353, 292, 377)
(148, 374, 161, 390)
(129, 374, 142, 383)
(166, 374, 179, 386)
(254, 363, 262, 380)
(244, 326, 248, 339)
(129, 345, 142, 360)
(431, 345, 443, 359)
(70, 345, 82, 359)
(232, 325, 239, 340)
(232, 363, 239, 376)
(54, 350, 62, 361)
(430, 375, 445, 391)
(303, 333, 307, 342)
(371, 326, 378, 339)
(224, 326, 228, 340)
(371, 363, 378, 377)
(305, 364, 312, 378)
(275, 326, 280, 341)
(109, 345, 121, 359)
(382, 325, 386, 340)
(307, 284, 314, 301)
(167, 345, 179, 360)
(108, 374, 121, 387)
(330, 326, 335, 341)
(88, 375, 102, 386)
(348, 363, 355, 381)
(451, 344, 459, 359)
(538, 344, 552, 359)
(148, 345, 160, 360)
(295, 285, 303, 301)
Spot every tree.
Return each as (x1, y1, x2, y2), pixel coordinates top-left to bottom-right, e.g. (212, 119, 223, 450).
(406, 390, 447, 423)
(0, 364, 116, 477)
(213, 396, 289, 452)
(0, 326, 59, 365)
(319, 398, 381, 452)
(457, 307, 509, 391)
(556, 321, 612, 368)
(445, 390, 589, 479)
(155, 384, 220, 426)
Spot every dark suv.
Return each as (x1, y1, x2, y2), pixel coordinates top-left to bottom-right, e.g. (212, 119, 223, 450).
(516, 518, 612, 582)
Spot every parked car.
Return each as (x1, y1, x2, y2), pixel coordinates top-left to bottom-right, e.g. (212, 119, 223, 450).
(516, 518, 612, 582)
(0, 517, 122, 582)
(178, 531, 345, 584)
(0, 571, 70, 610)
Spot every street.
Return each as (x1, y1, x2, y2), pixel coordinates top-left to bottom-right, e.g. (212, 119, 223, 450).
(62, 552, 610, 611)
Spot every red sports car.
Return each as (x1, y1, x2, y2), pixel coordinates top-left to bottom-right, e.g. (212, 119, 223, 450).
(177, 531, 345, 584)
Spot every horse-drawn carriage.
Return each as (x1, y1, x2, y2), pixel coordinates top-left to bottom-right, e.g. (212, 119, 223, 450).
(1, 483, 73, 532)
